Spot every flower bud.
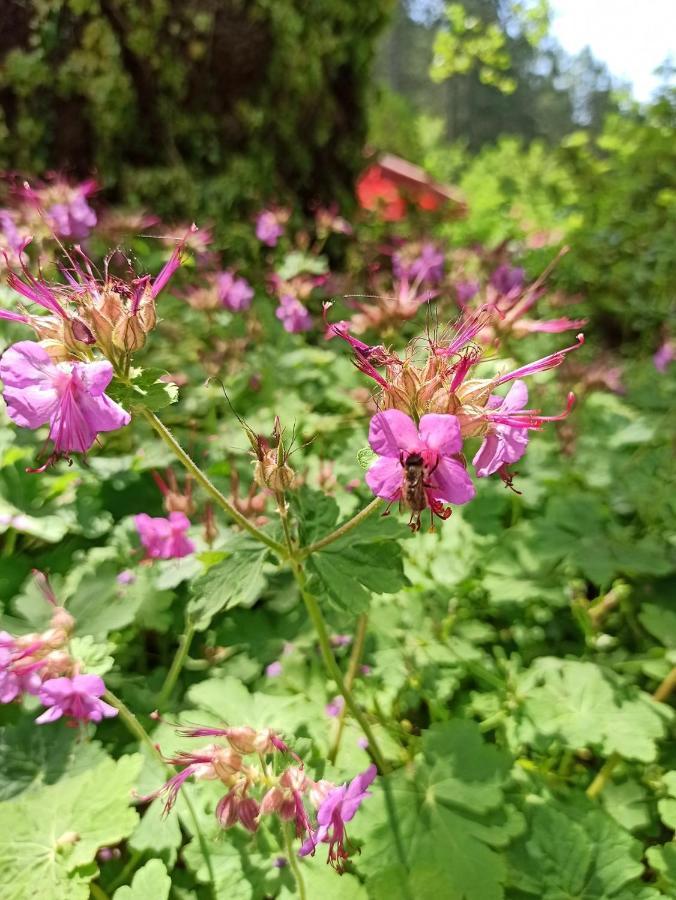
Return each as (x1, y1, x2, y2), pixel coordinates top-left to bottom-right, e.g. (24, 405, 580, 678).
(50, 606, 75, 635)
(259, 786, 284, 816)
(253, 451, 296, 492)
(224, 726, 258, 754)
(238, 797, 260, 833)
(215, 791, 239, 828)
(212, 747, 244, 782)
(112, 314, 146, 353)
(137, 295, 157, 333)
(308, 778, 335, 810)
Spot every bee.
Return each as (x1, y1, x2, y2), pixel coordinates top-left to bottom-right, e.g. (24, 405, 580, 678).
(400, 450, 439, 531)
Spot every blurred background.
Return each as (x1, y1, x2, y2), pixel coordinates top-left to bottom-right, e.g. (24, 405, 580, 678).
(1, 0, 674, 352)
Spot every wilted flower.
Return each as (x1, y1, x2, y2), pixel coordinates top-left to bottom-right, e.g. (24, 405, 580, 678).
(217, 270, 254, 312)
(299, 764, 377, 871)
(0, 341, 131, 467)
(36, 674, 117, 724)
(134, 512, 195, 560)
(366, 409, 475, 530)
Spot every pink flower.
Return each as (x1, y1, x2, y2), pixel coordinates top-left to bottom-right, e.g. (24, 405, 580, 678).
(393, 242, 445, 286)
(275, 294, 312, 333)
(473, 382, 531, 477)
(473, 380, 574, 479)
(256, 210, 284, 247)
(299, 764, 377, 871)
(35, 674, 117, 724)
(365, 409, 475, 529)
(325, 696, 345, 718)
(0, 632, 43, 704)
(490, 264, 525, 296)
(653, 340, 674, 373)
(134, 512, 195, 560)
(47, 192, 97, 240)
(216, 271, 254, 312)
(0, 341, 131, 462)
(266, 660, 283, 678)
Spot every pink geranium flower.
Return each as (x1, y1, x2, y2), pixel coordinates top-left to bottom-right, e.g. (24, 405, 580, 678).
(35, 674, 117, 724)
(256, 210, 284, 247)
(216, 271, 254, 312)
(473, 380, 574, 481)
(299, 764, 377, 871)
(365, 409, 475, 529)
(0, 632, 43, 704)
(0, 341, 131, 463)
(275, 294, 312, 333)
(134, 511, 195, 559)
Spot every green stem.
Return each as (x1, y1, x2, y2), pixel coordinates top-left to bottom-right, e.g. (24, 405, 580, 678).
(587, 665, 676, 800)
(140, 408, 285, 555)
(157, 621, 196, 708)
(104, 690, 217, 898)
(299, 497, 383, 558)
(283, 823, 307, 900)
(90, 883, 110, 900)
(328, 613, 369, 764)
(586, 752, 621, 800)
(292, 560, 388, 774)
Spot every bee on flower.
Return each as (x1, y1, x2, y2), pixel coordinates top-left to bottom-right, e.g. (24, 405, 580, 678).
(326, 303, 583, 530)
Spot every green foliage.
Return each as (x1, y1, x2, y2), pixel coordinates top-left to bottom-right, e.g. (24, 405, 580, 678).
(356, 721, 522, 899)
(113, 860, 171, 900)
(0, 755, 142, 900)
(107, 368, 179, 412)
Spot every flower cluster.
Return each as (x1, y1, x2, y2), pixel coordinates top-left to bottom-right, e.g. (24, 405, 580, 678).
(328, 306, 582, 529)
(147, 722, 375, 872)
(0, 573, 116, 725)
(0, 235, 192, 466)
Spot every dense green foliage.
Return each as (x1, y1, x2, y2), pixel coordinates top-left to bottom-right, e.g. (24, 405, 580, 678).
(0, 0, 391, 218)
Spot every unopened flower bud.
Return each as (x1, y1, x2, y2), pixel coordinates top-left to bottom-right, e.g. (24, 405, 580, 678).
(137, 295, 157, 333)
(50, 607, 75, 635)
(308, 778, 335, 809)
(259, 786, 284, 816)
(70, 318, 96, 345)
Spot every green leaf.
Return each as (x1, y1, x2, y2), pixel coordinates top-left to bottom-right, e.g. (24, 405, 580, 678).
(0, 754, 142, 900)
(69, 635, 115, 676)
(297, 489, 409, 615)
(276, 250, 328, 280)
(108, 367, 179, 411)
(639, 602, 676, 648)
(0, 718, 107, 802)
(646, 843, 676, 892)
(128, 798, 182, 869)
(516, 658, 672, 761)
(356, 721, 522, 900)
(65, 561, 145, 639)
(113, 859, 171, 900)
(601, 780, 651, 833)
(187, 535, 269, 631)
(507, 800, 647, 899)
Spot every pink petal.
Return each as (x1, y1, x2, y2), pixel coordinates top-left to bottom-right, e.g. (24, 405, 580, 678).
(74, 360, 114, 396)
(430, 459, 476, 504)
(368, 410, 420, 458)
(499, 380, 528, 414)
(365, 456, 403, 501)
(71, 673, 105, 695)
(472, 433, 502, 477)
(418, 413, 462, 456)
(35, 705, 64, 724)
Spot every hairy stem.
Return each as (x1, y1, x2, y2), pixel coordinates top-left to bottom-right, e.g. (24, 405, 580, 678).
(104, 690, 216, 898)
(299, 497, 383, 558)
(283, 823, 308, 900)
(328, 613, 369, 764)
(140, 408, 285, 555)
(587, 665, 676, 799)
(157, 621, 196, 708)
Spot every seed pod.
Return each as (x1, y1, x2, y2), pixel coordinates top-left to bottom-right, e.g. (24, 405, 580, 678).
(112, 314, 146, 353)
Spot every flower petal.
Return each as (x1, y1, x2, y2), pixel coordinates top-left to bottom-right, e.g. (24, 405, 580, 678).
(430, 459, 476, 504)
(418, 413, 462, 456)
(368, 410, 420, 458)
(499, 380, 528, 414)
(472, 433, 502, 477)
(365, 457, 402, 501)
